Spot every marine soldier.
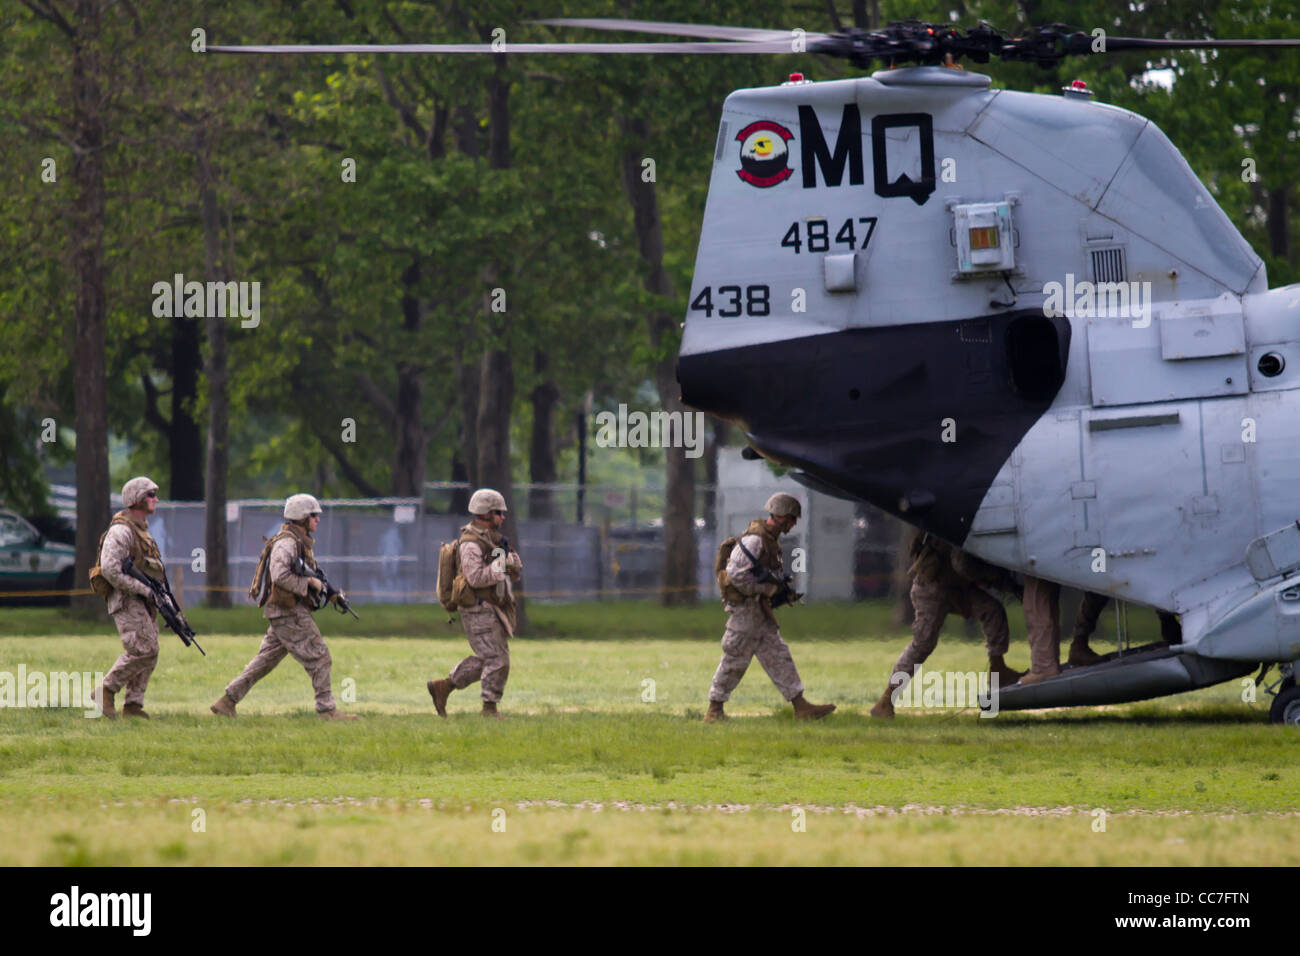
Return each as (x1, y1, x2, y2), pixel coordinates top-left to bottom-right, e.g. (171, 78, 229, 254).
(90, 476, 171, 718)
(704, 492, 835, 723)
(870, 531, 1025, 719)
(427, 488, 521, 719)
(210, 494, 358, 720)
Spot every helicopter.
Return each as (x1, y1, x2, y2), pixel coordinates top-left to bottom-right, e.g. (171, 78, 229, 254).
(211, 18, 1300, 722)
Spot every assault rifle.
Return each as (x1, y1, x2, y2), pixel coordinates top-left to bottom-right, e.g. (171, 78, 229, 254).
(733, 538, 804, 608)
(294, 556, 360, 619)
(121, 556, 205, 656)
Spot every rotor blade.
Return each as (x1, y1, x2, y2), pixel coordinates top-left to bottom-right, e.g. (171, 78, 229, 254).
(207, 40, 802, 55)
(1099, 36, 1300, 52)
(531, 17, 824, 44)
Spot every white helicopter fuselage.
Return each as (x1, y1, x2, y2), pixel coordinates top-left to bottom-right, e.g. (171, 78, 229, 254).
(677, 66, 1300, 696)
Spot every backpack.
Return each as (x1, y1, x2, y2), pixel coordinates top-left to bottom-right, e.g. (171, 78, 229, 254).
(436, 537, 479, 613)
(715, 535, 747, 603)
(88, 516, 144, 599)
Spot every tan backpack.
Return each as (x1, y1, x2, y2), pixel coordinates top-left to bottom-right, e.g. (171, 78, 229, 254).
(715, 534, 749, 603)
(436, 538, 480, 613)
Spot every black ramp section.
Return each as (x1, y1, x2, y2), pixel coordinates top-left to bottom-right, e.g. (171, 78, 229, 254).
(677, 309, 1070, 543)
(995, 647, 1257, 711)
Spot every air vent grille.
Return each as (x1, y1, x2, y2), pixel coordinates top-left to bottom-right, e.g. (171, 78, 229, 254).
(1091, 247, 1127, 284)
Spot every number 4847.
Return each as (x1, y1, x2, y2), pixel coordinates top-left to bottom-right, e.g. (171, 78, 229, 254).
(782, 216, 877, 253)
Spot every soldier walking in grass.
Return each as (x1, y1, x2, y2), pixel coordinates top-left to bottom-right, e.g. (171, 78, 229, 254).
(427, 488, 522, 719)
(89, 476, 175, 719)
(210, 493, 358, 721)
(704, 492, 835, 723)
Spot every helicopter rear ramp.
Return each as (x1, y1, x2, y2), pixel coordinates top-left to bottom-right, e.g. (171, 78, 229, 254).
(993, 643, 1255, 712)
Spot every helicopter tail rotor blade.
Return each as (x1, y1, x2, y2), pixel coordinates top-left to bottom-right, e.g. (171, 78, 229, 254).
(207, 40, 805, 55)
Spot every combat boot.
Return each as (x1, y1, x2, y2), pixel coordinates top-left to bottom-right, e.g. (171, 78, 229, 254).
(481, 701, 504, 719)
(1067, 640, 1104, 666)
(90, 685, 117, 719)
(122, 703, 150, 719)
(210, 693, 237, 718)
(1018, 665, 1062, 686)
(791, 693, 836, 720)
(869, 688, 895, 719)
(703, 700, 728, 723)
(427, 678, 453, 718)
(987, 655, 1026, 687)
(318, 709, 360, 721)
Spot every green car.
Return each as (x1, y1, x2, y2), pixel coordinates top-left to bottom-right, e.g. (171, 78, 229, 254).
(0, 510, 76, 604)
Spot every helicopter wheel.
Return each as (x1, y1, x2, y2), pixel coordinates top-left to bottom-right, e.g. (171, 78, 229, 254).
(1268, 684, 1300, 725)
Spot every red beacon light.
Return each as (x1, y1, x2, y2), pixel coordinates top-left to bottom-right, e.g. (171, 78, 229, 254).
(782, 72, 811, 86)
(1061, 78, 1096, 99)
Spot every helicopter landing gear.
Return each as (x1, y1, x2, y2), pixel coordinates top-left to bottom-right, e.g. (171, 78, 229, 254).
(1265, 664, 1297, 725)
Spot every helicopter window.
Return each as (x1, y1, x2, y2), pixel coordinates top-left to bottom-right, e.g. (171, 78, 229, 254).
(1005, 316, 1065, 401)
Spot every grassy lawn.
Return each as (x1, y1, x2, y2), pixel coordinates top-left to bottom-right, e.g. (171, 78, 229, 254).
(0, 602, 1295, 865)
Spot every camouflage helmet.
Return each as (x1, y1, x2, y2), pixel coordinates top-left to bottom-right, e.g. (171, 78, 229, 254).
(121, 476, 159, 508)
(765, 492, 802, 519)
(284, 493, 323, 521)
(468, 488, 508, 515)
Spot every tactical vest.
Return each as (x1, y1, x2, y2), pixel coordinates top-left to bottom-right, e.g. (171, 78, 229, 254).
(457, 524, 513, 611)
(90, 511, 164, 597)
(720, 518, 782, 605)
(249, 523, 316, 609)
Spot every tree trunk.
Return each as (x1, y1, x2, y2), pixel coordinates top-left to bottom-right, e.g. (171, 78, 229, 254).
(528, 349, 559, 520)
(197, 128, 231, 608)
(476, 51, 527, 629)
(70, 0, 110, 615)
(1268, 183, 1292, 265)
(620, 115, 696, 606)
(704, 419, 731, 530)
(169, 314, 204, 499)
(891, 522, 915, 627)
(394, 259, 425, 496)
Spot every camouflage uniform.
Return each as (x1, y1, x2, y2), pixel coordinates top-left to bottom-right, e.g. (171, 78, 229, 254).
(225, 528, 336, 712)
(708, 522, 804, 703)
(98, 513, 161, 708)
(1023, 574, 1062, 677)
(448, 524, 518, 703)
(890, 535, 1013, 681)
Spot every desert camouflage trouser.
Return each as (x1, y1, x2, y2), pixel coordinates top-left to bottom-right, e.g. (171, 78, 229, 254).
(225, 607, 336, 712)
(1073, 590, 1110, 641)
(450, 604, 510, 702)
(1024, 575, 1062, 674)
(708, 601, 804, 703)
(891, 577, 1010, 679)
(103, 597, 159, 707)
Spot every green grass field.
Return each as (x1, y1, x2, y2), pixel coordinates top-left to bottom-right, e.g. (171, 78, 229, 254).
(1, 602, 1295, 865)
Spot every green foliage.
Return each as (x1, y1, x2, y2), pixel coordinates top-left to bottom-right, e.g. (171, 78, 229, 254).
(1, 0, 1296, 504)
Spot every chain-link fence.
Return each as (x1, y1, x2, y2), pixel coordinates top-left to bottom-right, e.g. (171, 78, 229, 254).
(139, 478, 909, 608)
